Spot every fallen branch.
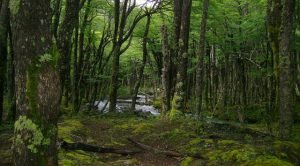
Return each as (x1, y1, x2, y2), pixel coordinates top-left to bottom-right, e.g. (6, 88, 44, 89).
(60, 140, 141, 155)
(127, 137, 204, 159)
(127, 137, 181, 157)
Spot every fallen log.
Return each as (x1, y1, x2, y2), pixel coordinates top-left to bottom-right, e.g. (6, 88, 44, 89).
(60, 140, 141, 155)
(127, 137, 204, 159)
(127, 137, 181, 157)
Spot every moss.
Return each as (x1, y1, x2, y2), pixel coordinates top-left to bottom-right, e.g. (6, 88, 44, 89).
(152, 98, 162, 110)
(217, 139, 238, 146)
(58, 150, 104, 166)
(26, 64, 39, 120)
(114, 123, 131, 130)
(58, 119, 84, 142)
(14, 116, 49, 154)
(132, 123, 155, 134)
(109, 159, 139, 165)
(248, 155, 293, 166)
(213, 146, 257, 164)
(9, 0, 21, 15)
(181, 157, 204, 166)
(206, 149, 222, 161)
(273, 141, 300, 163)
(181, 157, 194, 166)
(168, 108, 184, 121)
(188, 138, 203, 146)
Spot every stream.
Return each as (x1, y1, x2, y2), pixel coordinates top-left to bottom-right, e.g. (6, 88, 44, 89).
(94, 95, 160, 116)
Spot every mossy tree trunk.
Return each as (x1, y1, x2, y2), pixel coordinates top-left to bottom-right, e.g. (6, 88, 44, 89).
(0, 0, 9, 124)
(174, 0, 192, 112)
(267, 0, 281, 125)
(278, 0, 295, 139)
(196, 0, 209, 116)
(11, 0, 61, 165)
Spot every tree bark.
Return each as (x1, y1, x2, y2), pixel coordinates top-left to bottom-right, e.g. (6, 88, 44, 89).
(196, 0, 209, 116)
(11, 0, 61, 165)
(57, 0, 80, 104)
(161, 25, 171, 118)
(174, 0, 192, 111)
(278, 0, 295, 139)
(0, 0, 9, 124)
(131, 14, 151, 111)
(74, 0, 92, 112)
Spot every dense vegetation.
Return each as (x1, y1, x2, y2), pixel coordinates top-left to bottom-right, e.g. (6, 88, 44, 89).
(0, 0, 300, 165)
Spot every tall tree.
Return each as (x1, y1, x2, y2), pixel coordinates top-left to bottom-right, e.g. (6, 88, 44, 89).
(131, 14, 151, 111)
(0, 0, 9, 124)
(173, 0, 192, 111)
(161, 24, 171, 118)
(109, 0, 160, 112)
(57, 0, 80, 103)
(73, 0, 92, 112)
(278, 0, 295, 139)
(267, 0, 281, 131)
(11, 0, 61, 165)
(196, 0, 210, 116)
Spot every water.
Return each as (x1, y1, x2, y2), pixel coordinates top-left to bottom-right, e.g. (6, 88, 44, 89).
(94, 95, 160, 116)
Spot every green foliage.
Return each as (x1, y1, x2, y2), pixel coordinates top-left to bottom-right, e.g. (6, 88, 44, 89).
(14, 116, 49, 154)
(168, 108, 184, 121)
(9, 0, 21, 15)
(38, 53, 53, 64)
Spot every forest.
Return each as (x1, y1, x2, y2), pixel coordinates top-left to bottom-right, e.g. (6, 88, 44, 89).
(0, 0, 300, 165)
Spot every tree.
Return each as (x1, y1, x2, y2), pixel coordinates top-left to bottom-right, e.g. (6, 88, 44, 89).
(161, 24, 170, 118)
(11, 0, 61, 164)
(109, 0, 160, 112)
(173, 0, 192, 112)
(278, 0, 295, 139)
(195, 0, 209, 116)
(57, 0, 81, 104)
(131, 14, 151, 111)
(0, 0, 9, 124)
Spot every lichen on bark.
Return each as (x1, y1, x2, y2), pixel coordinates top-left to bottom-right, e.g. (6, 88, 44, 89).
(9, 0, 21, 15)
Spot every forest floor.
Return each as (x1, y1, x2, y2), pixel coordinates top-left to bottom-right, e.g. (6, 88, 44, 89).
(1, 113, 300, 166)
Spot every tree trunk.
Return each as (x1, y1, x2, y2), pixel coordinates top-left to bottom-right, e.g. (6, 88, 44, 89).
(57, 0, 80, 104)
(174, 0, 192, 111)
(161, 25, 171, 118)
(0, 0, 9, 124)
(196, 0, 209, 116)
(131, 15, 151, 111)
(11, 0, 61, 165)
(109, 43, 121, 112)
(278, 0, 295, 139)
(74, 0, 92, 112)
(7, 21, 16, 121)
